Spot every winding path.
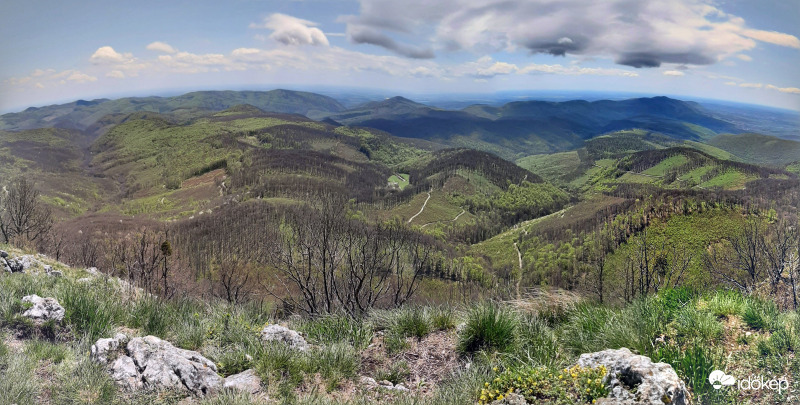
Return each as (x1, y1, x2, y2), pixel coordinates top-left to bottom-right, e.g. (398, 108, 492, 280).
(407, 190, 432, 224)
(420, 208, 466, 229)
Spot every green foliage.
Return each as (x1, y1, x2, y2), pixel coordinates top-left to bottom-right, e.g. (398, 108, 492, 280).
(673, 306, 723, 342)
(296, 314, 373, 350)
(709, 133, 800, 166)
(129, 296, 172, 337)
(50, 358, 119, 405)
(58, 281, 124, 341)
(655, 341, 720, 400)
(375, 361, 411, 385)
(706, 290, 746, 317)
(393, 307, 431, 339)
(742, 300, 780, 331)
(24, 339, 68, 364)
(478, 364, 608, 404)
(458, 304, 517, 355)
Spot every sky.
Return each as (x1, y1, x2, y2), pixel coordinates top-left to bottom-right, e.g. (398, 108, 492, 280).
(1, 0, 799, 113)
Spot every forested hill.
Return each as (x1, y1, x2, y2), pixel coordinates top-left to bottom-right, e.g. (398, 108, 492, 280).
(324, 96, 744, 159)
(0, 89, 345, 133)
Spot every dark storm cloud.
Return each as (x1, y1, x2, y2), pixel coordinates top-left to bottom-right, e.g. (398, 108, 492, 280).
(348, 26, 435, 59)
(340, 0, 799, 67)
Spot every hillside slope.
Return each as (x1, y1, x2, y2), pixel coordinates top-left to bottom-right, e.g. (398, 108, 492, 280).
(708, 133, 800, 166)
(0, 89, 346, 134)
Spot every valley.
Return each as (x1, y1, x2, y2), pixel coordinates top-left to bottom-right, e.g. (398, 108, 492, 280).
(1, 89, 799, 405)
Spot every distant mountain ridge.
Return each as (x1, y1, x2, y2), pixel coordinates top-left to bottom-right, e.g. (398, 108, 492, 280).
(324, 95, 742, 158)
(0, 89, 346, 133)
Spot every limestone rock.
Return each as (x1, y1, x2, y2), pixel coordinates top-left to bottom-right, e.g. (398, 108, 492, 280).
(21, 294, 65, 323)
(91, 333, 129, 364)
(111, 355, 144, 391)
(223, 369, 262, 394)
(127, 335, 223, 396)
(0, 250, 8, 258)
(7, 258, 24, 273)
(92, 334, 223, 396)
(577, 347, 691, 405)
(260, 324, 309, 351)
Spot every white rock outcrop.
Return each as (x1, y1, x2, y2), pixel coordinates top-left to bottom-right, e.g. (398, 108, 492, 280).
(260, 324, 309, 351)
(577, 347, 691, 405)
(21, 295, 65, 323)
(92, 335, 223, 396)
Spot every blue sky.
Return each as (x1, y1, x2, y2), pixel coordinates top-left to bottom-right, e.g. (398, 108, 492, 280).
(1, 0, 799, 112)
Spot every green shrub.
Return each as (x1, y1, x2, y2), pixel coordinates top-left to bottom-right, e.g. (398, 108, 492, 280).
(430, 306, 457, 331)
(478, 365, 608, 404)
(213, 347, 253, 377)
(129, 296, 172, 337)
(297, 314, 373, 350)
(458, 304, 517, 355)
(673, 306, 723, 342)
(658, 287, 694, 315)
(558, 303, 613, 355)
(706, 290, 745, 317)
(58, 282, 122, 341)
(511, 314, 563, 368)
(742, 300, 779, 331)
(655, 341, 719, 398)
(394, 307, 431, 339)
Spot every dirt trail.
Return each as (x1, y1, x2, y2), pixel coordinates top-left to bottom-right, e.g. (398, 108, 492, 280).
(408, 190, 431, 224)
(420, 208, 465, 229)
(513, 242, 523, 299)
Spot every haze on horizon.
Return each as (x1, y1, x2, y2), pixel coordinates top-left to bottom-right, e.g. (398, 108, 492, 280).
(1, 0, 799, 113)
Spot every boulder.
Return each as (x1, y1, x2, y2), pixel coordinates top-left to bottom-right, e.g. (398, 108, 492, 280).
(92, 334, 223, 396)
(2, 258, 10, 273)
(21, 295, 65, 323)
(0, 250, 8, 258)
(18, 255, 39, 270)
(126, 336, 223, 396)
(260, 324, 309, 351)
(577, 347, 691, 405)
(7, 258, 24, 273)
(223, 369, 262, 394)
(111, 355, 144, 391)
(91, 333, 129, 364)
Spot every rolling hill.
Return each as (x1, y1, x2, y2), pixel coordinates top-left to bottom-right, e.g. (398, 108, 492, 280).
(325, 96, 742, 159)
(0, 89, 346, 135)
(707, 133, 800, 167)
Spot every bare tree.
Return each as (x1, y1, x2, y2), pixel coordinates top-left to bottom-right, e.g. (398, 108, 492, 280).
(0, 177, 53, 244)
(704, 218, 765, 293)
(267, 199, 434, 317)
(624, 228, 691, 301)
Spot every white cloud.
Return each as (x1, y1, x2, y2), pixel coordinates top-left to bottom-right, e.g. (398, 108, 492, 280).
(739, 82, 763, 88)
(251, 13, 329, 46)
(766, 84, 800, 94)
(663, 70, 685, 76)
(106, 70, 126, 79)
(146, 41, 177, 54)
(342, 0, 798, 67)
(724, 81, 738, 86)
(5, 69, 97, 88)
(90, 46, 134, 64)
(741, 29, 800, 49)
(519, 63, 639, 77)
(67, 72, 97, 83)
(736, 54, 752, 62)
